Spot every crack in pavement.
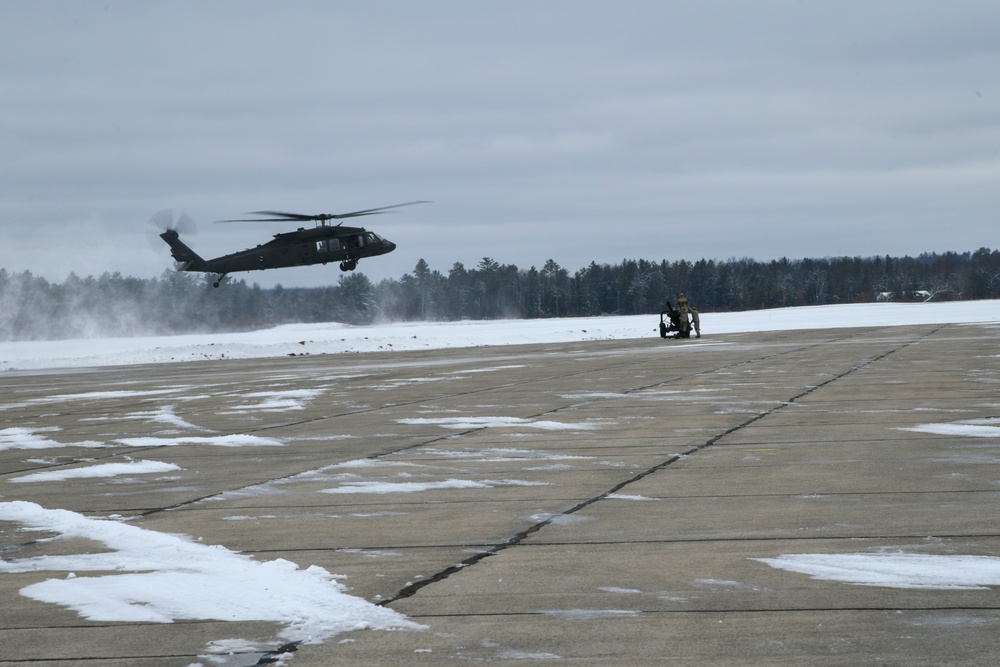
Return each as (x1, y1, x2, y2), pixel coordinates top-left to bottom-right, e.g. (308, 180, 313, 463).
(377, 325, 947, 607)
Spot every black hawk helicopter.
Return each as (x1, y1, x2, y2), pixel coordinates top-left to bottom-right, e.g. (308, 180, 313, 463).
(153, 201, 426, 287)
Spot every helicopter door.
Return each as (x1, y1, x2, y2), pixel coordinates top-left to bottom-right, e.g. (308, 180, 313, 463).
(316, 239, 341, 253)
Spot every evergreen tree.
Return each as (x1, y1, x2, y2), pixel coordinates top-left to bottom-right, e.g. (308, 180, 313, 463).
(3, 247, 998, 341)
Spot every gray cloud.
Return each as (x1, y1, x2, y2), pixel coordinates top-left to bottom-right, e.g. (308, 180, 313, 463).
(2, 0, 998, 288)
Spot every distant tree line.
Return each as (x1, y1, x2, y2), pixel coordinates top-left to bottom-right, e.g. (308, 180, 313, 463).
(2, 248, 999, 341)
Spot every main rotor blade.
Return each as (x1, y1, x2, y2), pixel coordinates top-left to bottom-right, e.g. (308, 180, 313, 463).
(217, 210, 314, 223)
(215, 201, 430, 223)
(325, 200, 431, 219)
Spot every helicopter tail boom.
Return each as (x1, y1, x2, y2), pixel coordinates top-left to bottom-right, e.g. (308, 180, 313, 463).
(160, 229, 208, 272)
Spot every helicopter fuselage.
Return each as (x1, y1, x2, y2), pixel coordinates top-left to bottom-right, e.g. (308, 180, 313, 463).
(155, 200, 422, 287)
(160, 224, 396, 286)
(208, 225, 395, 273)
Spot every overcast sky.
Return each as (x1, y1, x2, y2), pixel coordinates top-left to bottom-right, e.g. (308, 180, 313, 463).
(3, 1, 998, 288)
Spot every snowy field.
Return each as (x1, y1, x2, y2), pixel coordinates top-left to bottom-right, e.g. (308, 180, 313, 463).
(2, 300, 1000, 372)
(3, 300, 1000, 664)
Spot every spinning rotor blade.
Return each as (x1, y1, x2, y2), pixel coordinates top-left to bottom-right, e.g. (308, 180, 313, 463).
(323, 200, 431, 220)
(150, 209, 197, 235)
(146, 209, 197, 251)
(217, 210, 314, 222)
(216, 200, 430, 223)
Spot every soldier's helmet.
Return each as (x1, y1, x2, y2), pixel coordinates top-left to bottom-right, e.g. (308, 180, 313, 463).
(677, 293, 688, 307)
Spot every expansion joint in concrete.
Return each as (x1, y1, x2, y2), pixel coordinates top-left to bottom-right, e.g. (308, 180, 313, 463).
(378, 325, 949, 610)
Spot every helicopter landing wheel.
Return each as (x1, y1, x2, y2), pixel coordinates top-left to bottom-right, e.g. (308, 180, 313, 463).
(340, 259, 357, 271)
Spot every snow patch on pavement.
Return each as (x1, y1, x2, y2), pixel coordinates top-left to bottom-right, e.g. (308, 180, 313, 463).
(757, 552, 1000, 590)
(0, 501, 423, 644)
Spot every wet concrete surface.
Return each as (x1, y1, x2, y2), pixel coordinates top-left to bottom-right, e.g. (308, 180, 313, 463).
(2, 323, 1000, 665)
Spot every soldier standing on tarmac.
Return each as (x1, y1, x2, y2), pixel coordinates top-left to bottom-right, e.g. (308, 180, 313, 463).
(677, 293, 701, 338)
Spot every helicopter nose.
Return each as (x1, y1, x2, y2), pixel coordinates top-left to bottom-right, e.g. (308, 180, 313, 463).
(384, 240, 396, 254)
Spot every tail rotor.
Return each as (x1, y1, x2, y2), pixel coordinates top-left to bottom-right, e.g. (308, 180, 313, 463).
(146, 209, 199, 270)
(146, 209, 197, 250)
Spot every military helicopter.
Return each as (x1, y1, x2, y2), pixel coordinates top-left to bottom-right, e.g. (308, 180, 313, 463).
(152, 201, 427, 287)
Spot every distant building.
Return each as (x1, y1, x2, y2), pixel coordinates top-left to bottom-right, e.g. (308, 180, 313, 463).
(878, 290, 936, 302)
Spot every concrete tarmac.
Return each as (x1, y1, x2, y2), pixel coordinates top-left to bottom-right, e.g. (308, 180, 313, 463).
(2, 323, 1000, 665)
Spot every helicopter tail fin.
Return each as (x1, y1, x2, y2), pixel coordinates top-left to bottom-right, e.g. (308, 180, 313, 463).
(160, 229, 208, 271)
